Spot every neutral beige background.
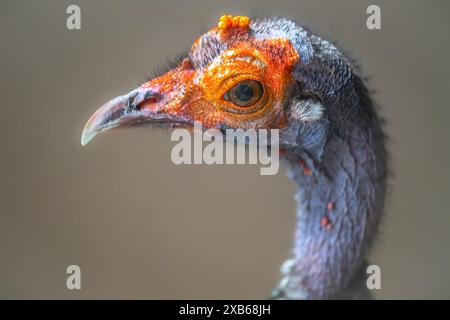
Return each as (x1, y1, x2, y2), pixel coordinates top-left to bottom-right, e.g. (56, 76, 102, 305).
(1, 0, 449, 299)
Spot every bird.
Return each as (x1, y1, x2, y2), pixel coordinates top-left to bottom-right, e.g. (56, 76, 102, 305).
(81, 15, 387, 299)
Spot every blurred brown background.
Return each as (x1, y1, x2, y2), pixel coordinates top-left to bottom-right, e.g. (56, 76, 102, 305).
(1, 0, 449, 299)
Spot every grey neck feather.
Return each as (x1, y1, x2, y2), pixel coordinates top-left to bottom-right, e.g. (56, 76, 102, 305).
(276, 117, 387, 299)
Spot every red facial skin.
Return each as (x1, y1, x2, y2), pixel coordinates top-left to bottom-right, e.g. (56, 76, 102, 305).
(81, 23, 300, 145)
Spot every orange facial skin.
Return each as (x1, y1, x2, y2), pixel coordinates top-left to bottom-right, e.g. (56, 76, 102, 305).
(138, 26, 299, 130)
(81, 17, 300, 145)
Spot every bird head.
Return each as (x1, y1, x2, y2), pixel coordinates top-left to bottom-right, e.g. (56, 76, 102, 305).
(82, 16, 351, 154)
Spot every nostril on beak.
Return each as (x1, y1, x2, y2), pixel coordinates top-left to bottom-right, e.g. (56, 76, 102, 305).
(134, 90, 161, 110)
(128, 89, 161, 111)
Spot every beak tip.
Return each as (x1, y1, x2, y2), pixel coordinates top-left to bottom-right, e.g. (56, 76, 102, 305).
(80, 129, 97, 146)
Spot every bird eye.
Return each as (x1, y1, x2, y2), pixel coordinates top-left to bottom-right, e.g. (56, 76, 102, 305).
(224, 80, 264, 107)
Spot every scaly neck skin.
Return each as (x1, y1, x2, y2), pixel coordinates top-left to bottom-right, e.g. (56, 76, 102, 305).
(275, 85, 387, 300)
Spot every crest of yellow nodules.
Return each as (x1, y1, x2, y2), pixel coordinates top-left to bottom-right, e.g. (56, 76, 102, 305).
(218, 15, 251, 30)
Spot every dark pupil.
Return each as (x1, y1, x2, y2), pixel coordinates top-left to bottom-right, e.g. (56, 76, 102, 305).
(234, 83, 254, 102)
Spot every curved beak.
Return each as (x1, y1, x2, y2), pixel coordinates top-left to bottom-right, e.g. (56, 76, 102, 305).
(81, 86, 193, 146)
(81, 59, 196, 146)
(81, 88, 158, 145)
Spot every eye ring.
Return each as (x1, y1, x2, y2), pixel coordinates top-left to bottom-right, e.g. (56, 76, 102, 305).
(224, 80, 264, 108)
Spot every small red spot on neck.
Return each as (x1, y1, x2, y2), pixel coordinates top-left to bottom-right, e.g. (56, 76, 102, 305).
(321, 215, 332, 230)
(327, 202, 334, 211)
(299, 159, 312, 176)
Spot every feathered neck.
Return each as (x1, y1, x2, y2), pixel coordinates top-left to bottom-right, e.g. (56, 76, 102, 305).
(274, 81, 387, 299)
